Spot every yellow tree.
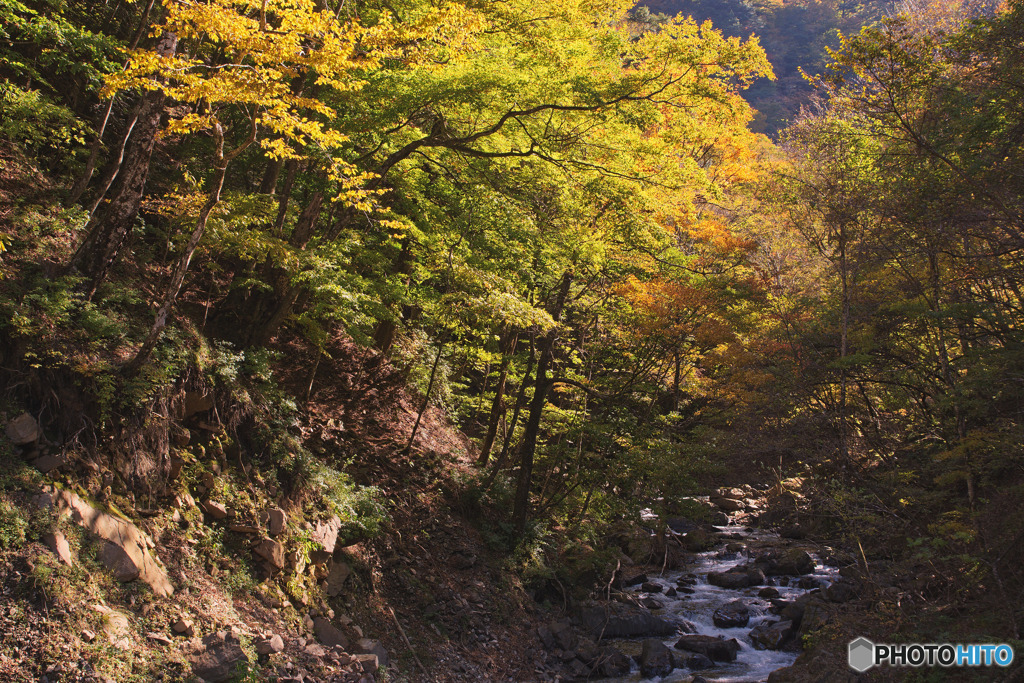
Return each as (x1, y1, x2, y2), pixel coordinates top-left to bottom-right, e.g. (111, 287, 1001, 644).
(101, 0, 477, 365)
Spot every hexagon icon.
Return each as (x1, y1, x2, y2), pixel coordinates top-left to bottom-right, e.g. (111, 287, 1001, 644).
(848, 637, 875, 672)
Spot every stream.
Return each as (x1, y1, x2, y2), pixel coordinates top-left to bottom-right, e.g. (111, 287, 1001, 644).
(605, 525, 838, 682)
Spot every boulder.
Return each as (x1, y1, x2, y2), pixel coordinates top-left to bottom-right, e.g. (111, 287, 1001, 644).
(267, 508, 287, 536)
(797, 598, 830, 637)
(677, 653, 714, 670)
(351, 653, 379, 674)
(593, 647, 631, 677)
(641, 581, 663, 594)
(6, 413, 40, 445)
(759, 587, 780, 599)
(548, 620, 576, 650)
(681, 528, 717, 552)
(325, 561, 351, 597)
(761, 549, 815, 576)
(712, 600, 750, 628)
(203, 500, 229, 520)
(191, 632, 249, 683)
(707, 567, 764, 589)
(750, 620, 794, 650)
(310, 515, 342, 563)
(254, 538, 285, 570)
(313, 616, 349, 649)
(576, 603, 677, 639)
(43, 532, 73, 566)
(638, 639, 674, 678)
(710, 496, 745, 512)
(825, 581, 858, 603)
(43, 489, 173, 596)
(674, 635, 741, 662)
(355, 638, 389, 668)
(255, 634, 285, 655)
(32, 453, 66, 474)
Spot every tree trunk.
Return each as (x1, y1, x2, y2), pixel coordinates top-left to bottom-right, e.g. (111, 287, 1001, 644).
(131, 121, 253, 367)
(478, 331, 519, 465)
(68, 32, 177, 296)
(512, 271, 572, 536)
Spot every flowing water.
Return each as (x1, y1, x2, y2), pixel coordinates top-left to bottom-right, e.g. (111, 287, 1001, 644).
(604, 525, 838, 682)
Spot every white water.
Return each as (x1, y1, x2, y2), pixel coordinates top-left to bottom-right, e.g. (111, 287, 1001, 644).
(603, 526, 838, 682)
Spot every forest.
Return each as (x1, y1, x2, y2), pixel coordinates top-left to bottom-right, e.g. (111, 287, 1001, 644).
(0, 0, 1022, 680)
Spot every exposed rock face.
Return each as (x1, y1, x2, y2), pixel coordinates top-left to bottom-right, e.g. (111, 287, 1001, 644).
(6, 413, 40, 445)
(577, 603, 678, 639)
(638, 639, 674, 677)
(41, 489, 173, 596)
(674, 635, 741, 662)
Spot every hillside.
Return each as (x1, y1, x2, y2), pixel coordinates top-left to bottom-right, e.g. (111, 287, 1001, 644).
(3, 0, 1024, 681)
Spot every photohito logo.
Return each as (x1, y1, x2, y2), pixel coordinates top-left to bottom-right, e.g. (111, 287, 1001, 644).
(849, 638, 1014, 672)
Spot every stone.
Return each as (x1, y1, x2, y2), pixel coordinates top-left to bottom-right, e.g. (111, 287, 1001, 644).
(448, 550, 476, 569)
(548, 620, 576, 650)
(640, 582, 663, 594)
(351, 653, 379, 674)
(681, 528, 717, 552)
(825, 581, 858, 603)
(355, 638, 388, 668)
(624, 573, 647, 587)
(665, 517, 701, 534)
(46, 490, 172, 595)
(7, 413, 40, 445)
(256, 634, 285, 655)
(147, 632, 173, 645)
(749, 620, 794, 650)
(759, 586, 781, 599)
(99, 541, 141, 582)
(203, 500, 229, 520)
(267, 508, 287, 536)
(710, 495, 745, 512)
(43, 532, 73, 565)
(797, 598, 830, 637)
(325, 561, 351, 597)
(726, 542, 745, 553)
(311, 515, 342, 559)
(191, 633, 248, 683)
(675, 652, 714, 670)
(673, 635, 741, 662)
(96, 607, 132, 650)
(537, 625, 556, 650)
(81, 629, 96, 643)
(32, 454, 66, 474)
(707, 567, 764, 589)
(593, 647, 631, 677)
(639, 596, 662, 609)
(254, 538, 285, 570)
(637, 639, 673, 678)
(712, 600, 750, 628)
(304, 643, 326, 657)
(798, 576, 823, 589)
(172, 618, 195, 637)
(761, 549, 815, 576)
(576, 603, 677, 639)
(313, 617, 349, 649)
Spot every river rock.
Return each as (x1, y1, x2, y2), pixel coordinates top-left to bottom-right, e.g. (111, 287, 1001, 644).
(593, 647, 631, 677)
(750, 620, 794, 649)
(577, 603, 677, 639)
(641, 581, 663, 593)
(681, 528, 717, 551)
(760, 549, 815, 576)
(674, 635, 740, 662)
(759, 586, 780, 599)
(712, 600, 750, 628)
(638, 639, 674, 677)
(825, 580, 857, 603)
(707, 566, 764, 589)
(797, 598, 830, 637)
(710, 495, 745, 512)
(676, 652, 714, 670)
(6, 413, 40, 445)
